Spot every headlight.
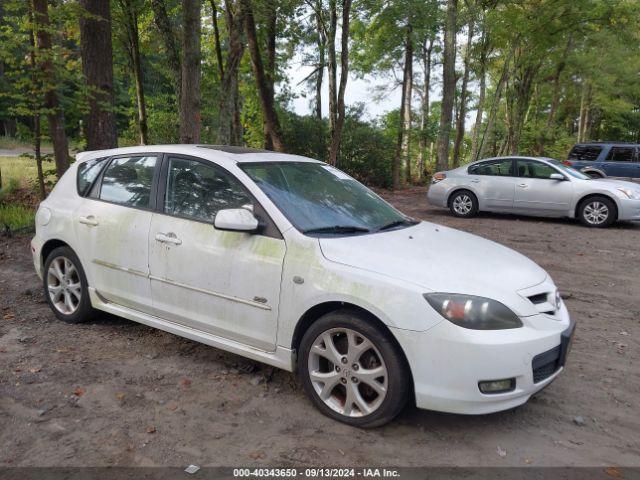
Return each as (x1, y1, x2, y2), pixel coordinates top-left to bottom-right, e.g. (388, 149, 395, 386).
(617, 188, 640, 200)
(423, 293, 523, 330)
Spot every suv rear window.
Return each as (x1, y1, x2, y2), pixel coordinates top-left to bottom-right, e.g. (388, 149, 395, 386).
(568, 145, 602, 161)
(77, 157, 108, 197)
(605, 147, 636, 162)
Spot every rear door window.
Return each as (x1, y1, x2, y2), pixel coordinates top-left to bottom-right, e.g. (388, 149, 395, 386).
(568, 145, 602, 161)
(605, 147, 635, 162)
(468, 159, 514, 176)
(77, 157, 108, 197)
(99, 156, 158, 208)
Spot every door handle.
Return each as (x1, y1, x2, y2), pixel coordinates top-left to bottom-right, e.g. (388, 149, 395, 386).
(79, 215, 99, 226)
(470, 179, 480, 183)
(517, 183, 528, 188)
(155, 232, 182, 245)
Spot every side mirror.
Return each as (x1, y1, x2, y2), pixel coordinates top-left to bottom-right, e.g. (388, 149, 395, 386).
(549, 173, 565, 181)
(214, 208, 259, 232)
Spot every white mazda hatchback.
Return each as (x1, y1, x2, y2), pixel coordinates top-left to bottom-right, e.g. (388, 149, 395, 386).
(31, 145, 575, 427)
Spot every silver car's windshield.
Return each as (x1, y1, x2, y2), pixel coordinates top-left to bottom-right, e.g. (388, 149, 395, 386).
(240, 162, 415, 235)
(546, 159, 591, 180)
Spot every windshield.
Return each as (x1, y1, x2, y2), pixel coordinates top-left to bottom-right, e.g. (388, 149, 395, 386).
(240, 162, 413, 235)
(546, 159, 591, 180)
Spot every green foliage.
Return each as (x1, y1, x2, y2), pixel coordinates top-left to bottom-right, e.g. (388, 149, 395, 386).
(0, 203, 35, 230)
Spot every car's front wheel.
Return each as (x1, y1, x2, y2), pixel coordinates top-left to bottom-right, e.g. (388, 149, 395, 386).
(43, 246, 96, 323)
(298, 309, 410, 428)
(578, 196, 616, 228)
(448, 190, 478, 218)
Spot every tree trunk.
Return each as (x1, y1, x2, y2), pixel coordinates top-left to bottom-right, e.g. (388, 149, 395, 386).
(210, 0, 225, 81)
(435, 0, 457, 172)
(315, 0, 326, 158)
(392, 21, 413, 189)
(327, 0, 338, 160)
(418, 36, 434, 179)
(470, 31, 488, 162)
(151, 0, 182, 107)
(180, 0, 201, 143)
(327, 0, 353, 166)
(452, 18, 474, 167)
(79, 0, 118, 150)
(241, 0, 285, 151)
(218, 0, 245, 145)
(263, 0, 277, 149)
(28, 3, 46, 199)
(121, 0, 148, 145)
(32, 0, 70, 177)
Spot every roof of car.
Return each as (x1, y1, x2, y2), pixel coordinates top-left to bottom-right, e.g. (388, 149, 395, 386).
(75, 144, 322, 166)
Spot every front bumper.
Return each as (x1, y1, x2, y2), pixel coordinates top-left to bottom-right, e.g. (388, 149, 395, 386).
(617, 197, 640, 221)
(391, 306, 574, 415)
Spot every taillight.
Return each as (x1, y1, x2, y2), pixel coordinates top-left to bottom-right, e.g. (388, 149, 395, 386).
(432, 172, 446, 183)
(563, 160, 573, 166)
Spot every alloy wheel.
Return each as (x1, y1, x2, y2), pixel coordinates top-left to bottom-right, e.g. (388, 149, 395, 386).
(583, 201, 609, 225)
(453, 194, 473, 215)
(308, 328, 388, 417)
(47, 256, 82, 315)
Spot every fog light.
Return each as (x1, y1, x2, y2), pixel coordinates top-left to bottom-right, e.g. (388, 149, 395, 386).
(478, 378, 515, 394)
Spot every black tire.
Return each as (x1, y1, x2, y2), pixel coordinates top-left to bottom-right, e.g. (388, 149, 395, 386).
(577, 196, 616, 228)
(43, 246, 96, 323)
(298, 309, 410, 428)
(448, 189, 479, 218)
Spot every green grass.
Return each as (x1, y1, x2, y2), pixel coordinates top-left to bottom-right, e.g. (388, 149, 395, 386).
(0, 156, 41, 187)
(0, 203, 35, 230)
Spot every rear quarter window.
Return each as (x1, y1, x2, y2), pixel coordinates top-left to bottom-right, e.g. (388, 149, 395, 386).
(77, 157, 108, 197)
(568, 145, 602, 161)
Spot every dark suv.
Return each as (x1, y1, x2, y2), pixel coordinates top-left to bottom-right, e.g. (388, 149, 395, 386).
(565, 143, 640, 179)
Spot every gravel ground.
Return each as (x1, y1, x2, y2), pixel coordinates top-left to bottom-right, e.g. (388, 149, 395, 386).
(0, 187, 639, 468)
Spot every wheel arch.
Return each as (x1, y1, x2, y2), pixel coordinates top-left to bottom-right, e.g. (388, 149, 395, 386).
(580, 167, 606, 178)
(446, 187, 479, 206)
(41, 239, 73, 268)
(575, 193, 619, 220)
(291, 301, 415, 392)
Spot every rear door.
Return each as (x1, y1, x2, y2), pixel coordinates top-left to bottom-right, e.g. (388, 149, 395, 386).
(73, 154, 160, 313)
(466, 158, 517, 211)
(148, 155, 286, 351)
(603, 146, 638, 178)
(513, 159, 573, 215)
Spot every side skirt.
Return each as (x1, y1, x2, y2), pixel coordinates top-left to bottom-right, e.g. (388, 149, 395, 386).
(89, 287, 295, 372)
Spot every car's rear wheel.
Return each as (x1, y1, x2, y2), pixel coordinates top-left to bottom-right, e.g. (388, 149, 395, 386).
(448, 190, 478, 218)
(298, 309, 410, 428)
(43, 246, 96, 323)
(578, 196, 616, 228)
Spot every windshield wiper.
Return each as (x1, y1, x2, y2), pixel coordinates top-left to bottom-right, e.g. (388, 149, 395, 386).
(303, 225, 371, 234)
(377, 219, 418, 231)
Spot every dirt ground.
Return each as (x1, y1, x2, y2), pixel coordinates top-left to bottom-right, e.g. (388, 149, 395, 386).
(1, 187, 639, 468)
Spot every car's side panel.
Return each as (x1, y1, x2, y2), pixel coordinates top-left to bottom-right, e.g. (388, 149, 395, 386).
(513, 178, 574, 215)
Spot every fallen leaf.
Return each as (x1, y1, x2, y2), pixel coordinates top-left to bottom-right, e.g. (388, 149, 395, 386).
(180, 378, 192, 389)
(524, 457, 533, 465)
(168, 402, 178, 411)
(248, 451, 265, 460)
(73, 387, 85, 397)
(146, 426, 156, 434)
(116, 392, 125, 401)
(3, 313, 15, 320)
(29, 367, 41, 373)
(605, 467, 622, 478)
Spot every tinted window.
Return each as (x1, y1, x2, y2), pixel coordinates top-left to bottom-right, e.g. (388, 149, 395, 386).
(517, 160, 559, 179)
(99, 156, 157, 208)
(164, 157, 252, 223)
(568, 145, 602, 161)
(468, 159, 514, 176)
(606, 147, 635, 162)
(77, 157, 107, 197)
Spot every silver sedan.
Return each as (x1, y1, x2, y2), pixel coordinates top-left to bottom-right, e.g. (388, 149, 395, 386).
(427, 156, 640, 227)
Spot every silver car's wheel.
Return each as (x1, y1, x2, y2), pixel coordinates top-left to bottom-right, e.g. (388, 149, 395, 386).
(583, 201, 609, 225)
(452, 195, 473, 215)
(46, 256, 82, 315)
(308, 328, 388, 418)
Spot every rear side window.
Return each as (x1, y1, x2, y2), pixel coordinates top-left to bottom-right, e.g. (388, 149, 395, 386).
(605, 147, 635, 162)
(468, 159, 514, 176)
(568, 145, 602, 161)
(77, 157, 107, 197)
(99, 156, 158, 208)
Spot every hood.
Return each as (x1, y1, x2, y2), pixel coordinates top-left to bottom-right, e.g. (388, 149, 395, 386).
(319, 222, 548, 307)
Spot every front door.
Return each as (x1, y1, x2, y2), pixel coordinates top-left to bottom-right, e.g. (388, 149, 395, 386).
(513, 159, 574, 214)
(148, 156, 286, 351)
(73, 155, 159, 312)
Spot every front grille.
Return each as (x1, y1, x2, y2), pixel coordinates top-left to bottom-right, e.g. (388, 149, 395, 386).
(526, 291, 558, 316)
(532, 345, 561, 383)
